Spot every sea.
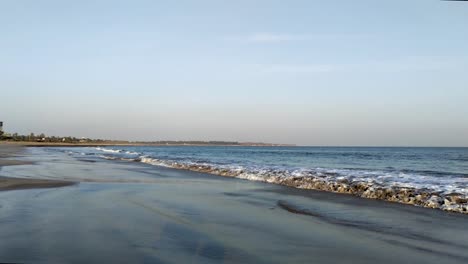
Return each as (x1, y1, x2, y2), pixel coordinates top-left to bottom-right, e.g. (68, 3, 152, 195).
(62, 146, 468, 196)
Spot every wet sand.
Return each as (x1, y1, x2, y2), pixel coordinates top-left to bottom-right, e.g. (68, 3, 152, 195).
(0, 143, 25, 158)
(0, 143, 75, 191)
(0, 147, 467, 263)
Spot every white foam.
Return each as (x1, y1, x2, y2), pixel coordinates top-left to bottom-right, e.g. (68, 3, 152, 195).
(88, 149, 468, 196)
(96, 147, 122, 153)
(140, 157, 172, 168)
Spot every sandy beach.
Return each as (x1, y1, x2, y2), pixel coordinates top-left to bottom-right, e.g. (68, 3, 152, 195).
(0, 146, 467, 263)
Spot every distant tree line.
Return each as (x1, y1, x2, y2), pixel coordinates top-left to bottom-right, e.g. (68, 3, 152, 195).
(0, 132, 106, 143)
(0, 132, 242, 145)
(144, 141, 240, 145)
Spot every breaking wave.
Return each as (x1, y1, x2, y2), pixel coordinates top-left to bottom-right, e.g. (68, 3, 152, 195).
(65, 146, 468, 213)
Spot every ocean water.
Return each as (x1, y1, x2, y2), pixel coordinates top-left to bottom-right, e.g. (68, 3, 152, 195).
(62, 146, 468, 196)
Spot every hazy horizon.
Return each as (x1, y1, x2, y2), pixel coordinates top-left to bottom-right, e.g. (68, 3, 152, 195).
(2, 0, 468, 147)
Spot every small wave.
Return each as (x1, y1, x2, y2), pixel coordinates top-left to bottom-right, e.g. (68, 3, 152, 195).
(96, 147, 122, 153)
(99, 155, 119, 160)
(96, 153, 468, 197)
(95, 147, 141, 156)
(140, 157, 174, 168)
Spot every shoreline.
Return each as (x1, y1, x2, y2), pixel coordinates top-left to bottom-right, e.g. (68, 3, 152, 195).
(63, 141, 468, 215)
(134, 156, 468, 214)
(3, 143, 467, 214)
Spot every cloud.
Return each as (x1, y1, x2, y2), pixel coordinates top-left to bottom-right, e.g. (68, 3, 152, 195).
(224, 33, 312, 43)
(244, 33, 310, 43)
(255, 56, 463, 74)
(228, 32, 364, 44)
(258, 64, 336, 73)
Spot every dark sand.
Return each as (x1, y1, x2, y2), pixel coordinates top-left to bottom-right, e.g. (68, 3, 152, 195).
(0, 176, 75, 191)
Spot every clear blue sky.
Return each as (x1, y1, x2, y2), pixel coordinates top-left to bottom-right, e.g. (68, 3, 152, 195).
(1, 0, 467, 146)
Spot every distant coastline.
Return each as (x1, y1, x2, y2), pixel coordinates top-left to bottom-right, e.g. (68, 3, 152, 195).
(0, 141, 294, 148)
(0, 130, 294, 147)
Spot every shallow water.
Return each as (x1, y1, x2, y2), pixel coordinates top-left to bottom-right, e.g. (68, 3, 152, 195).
(0, 147, 467, 263)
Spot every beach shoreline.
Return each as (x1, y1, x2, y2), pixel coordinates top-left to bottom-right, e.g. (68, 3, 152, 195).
(0, 146, 467, 263)
(135, 157, 468, 214)
(76, 145, 468, 215)
(2, 143, 467, 214)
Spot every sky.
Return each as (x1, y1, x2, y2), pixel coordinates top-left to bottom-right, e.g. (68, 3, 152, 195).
(1, 0, 468, 146)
